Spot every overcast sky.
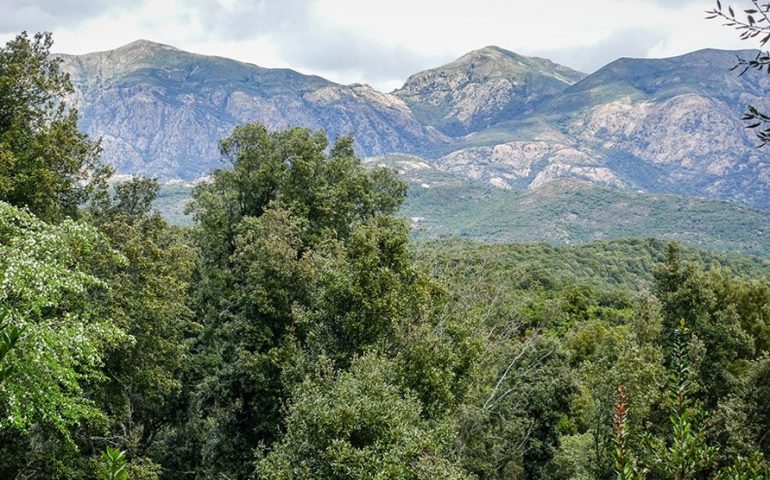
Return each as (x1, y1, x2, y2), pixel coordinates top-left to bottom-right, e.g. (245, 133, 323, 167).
(0, 0, 756, 91)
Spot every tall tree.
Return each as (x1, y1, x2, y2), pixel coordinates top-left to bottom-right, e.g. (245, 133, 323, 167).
(0, 32, 109, 221)
(85, 178, 197, 470)
(183, 124, 413, 477)
(0, 201, 126, 478)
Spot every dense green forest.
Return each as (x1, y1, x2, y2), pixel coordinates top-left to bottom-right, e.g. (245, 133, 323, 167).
(2, 32, 770, 480)
(156, 155, 770, 259)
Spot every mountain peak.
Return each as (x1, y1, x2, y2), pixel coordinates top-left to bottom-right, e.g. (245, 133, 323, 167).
(401, 46, 587, 90)
(393, 46, 586, 136)
(110, 39, 179, 57)
(458, 45, 524, 62)
(441, 46, 536, 72)
(463, 45, 515, 56)
(117, 39, 178, 51)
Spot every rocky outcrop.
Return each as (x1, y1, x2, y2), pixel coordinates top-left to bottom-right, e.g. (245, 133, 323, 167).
(393, 46, 586, 136)
(59, 42, 770, 209)
(59, 40, 446, 179)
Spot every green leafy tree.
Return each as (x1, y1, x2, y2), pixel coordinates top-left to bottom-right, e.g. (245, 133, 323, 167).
(653, 243, 768, 407)
(84, 177, 196, 470)
(183, 124, 420, 476)
(457, 335, 576, 480)
(0, 201, 127, 478)
(0, 32, 109, 221)
(606, 320, 770, 480)
(257, 354, 472, 480)
(567, 313, 664, 480)
(712, 355, 770, 461)
(641, 321, 719, 480)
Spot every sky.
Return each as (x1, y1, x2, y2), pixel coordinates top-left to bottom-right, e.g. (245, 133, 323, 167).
(0, 0, 757, 91)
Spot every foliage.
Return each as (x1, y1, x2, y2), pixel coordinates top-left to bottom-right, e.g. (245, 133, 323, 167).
(715, 454, 770, 480)
(0, 32, 109, 221)
(102, 448, 128, 480)
(181, 124, 426, 477)
(0, 201, 124, 435)
(640, 322, 719, 479)
(85, 177, 197, 469)
(458, 335, 576, 480)
(0, 308, 23, 383)
(258, 354, 471, 480)
(707, 1, 770, 146)
(654, 243, 770, 407)
(0, 201, 129, 479)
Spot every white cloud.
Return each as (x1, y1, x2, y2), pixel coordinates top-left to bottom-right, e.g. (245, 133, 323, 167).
(0, 0, 755, 90)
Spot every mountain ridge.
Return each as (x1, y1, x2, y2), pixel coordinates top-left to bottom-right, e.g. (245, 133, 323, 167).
(58, 40, 447, 178)
(393, 45, 586, 136)
(58, 40, 770, 210)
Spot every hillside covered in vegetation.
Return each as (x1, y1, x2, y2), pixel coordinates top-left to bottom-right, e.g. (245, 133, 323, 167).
(1, 32, 770, 480)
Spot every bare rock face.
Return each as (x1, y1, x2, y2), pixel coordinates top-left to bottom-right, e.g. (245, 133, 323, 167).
(624, 95, 749, 169)
(530, 164, 627, 190)
(58, 42, 770, 209)
(393, 46, 586, 136)
(439, 141, 555, 183)
(429, 49, 770, 209)
(437, 140, 627, 190)
(577, 99, 650, 140)
(59, 40, 446, 180)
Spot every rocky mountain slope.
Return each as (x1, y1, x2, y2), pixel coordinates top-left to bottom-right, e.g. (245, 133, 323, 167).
(437, 49, 770, 209)
(59, 40, 446, 179)
(393, 46, 586, 136)
(60, 41, 770, 210)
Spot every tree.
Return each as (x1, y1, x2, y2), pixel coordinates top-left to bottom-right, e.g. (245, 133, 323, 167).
(0, 31, 109, 221)
(85, 177, 197, 470)
(639, 321, 719, 480)
(653, 243, 768, 408)
(707, 1, 770, 146)
(257, 354, 472, 480)
(183, 124, 418, 477)
(607, 320, 770, 480)
(0, 201, 127, 478)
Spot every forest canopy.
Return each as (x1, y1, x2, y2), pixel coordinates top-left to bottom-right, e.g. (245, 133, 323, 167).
(0, 31, 769, 480)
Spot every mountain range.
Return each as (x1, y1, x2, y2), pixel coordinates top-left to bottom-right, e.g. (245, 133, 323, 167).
(59, 40, 446, 179)
(433, 48, 770, 209)
(58, 40, 770, 212)
(73, 38, 770, 257)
